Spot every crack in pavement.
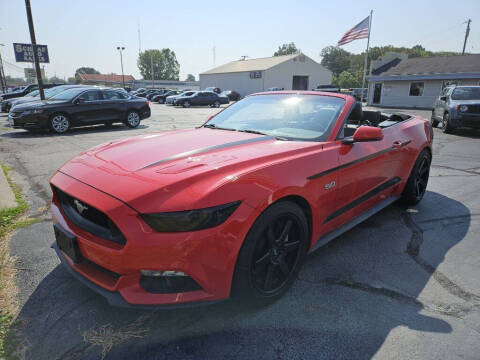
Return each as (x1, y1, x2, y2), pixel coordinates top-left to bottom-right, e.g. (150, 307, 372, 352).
(401, 211, 480, 303)
(297, 276, 480, 319)
(54, 343, 91, 360)
(431, 165, 480, 176)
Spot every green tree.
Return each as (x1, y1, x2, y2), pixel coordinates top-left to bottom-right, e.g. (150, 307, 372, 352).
(49, 76, 65, 84)
(273, 42, 299, 56)
(334, 70, 362, 89)
(138, 49, 179, 81)
(67, 77, 76, 84)
(74, 67, 100, 76)
(185, 74, 195, 81)
(320, 46, 351, 76)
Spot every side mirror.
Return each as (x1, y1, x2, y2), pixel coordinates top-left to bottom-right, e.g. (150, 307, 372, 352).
(342, 126, 384, 145)
(440, 96, 447, 102)
(73, 98, 84, 105)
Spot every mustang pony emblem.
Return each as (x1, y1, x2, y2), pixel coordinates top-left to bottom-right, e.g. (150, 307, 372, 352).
(324, 181, 336, 190)
(73, 199, 89, 214)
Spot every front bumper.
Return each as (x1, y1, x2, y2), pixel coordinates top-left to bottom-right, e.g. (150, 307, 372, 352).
(50, 171, 257, 307)
(454, 113, 480, 128)
(8, 112, 48, 129)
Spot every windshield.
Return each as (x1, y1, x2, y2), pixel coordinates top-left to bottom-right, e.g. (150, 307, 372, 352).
(451, 87, 480, 100)
(26, 90, 39, 97)
(49, 87, 89, 101)
(205, 94, 345, 141)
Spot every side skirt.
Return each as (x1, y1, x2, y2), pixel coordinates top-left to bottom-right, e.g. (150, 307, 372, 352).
(308, 196, 400, 254)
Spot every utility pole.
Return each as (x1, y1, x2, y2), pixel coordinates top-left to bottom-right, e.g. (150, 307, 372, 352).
(150, 54, 154, 88)
(24, 0, 45, 100)
(462, 19, 471, 55)
(116, 46, 125, 89)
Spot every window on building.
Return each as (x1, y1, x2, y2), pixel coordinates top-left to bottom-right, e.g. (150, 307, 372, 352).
(409, 82, 424, 96)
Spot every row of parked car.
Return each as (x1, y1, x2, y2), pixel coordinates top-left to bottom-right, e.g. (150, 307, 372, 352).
(1, 84, 151, 134)
(131, 87, 241, 108)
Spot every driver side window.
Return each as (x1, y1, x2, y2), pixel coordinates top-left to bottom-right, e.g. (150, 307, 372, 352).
(78, 90, 100, 102)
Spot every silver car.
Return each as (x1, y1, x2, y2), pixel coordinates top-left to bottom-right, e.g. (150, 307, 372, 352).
(431, 85, 480, 133)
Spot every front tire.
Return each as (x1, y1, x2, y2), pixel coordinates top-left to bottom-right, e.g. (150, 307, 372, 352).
(125, 110, 140, 128)
(49, 114, 70, 134)
(430, 110, 439, 127)
(441, 112, 454, 134)
(158, 98, 164, 104)
(232, 201, 309, 303)
(400, 149, 431, 205)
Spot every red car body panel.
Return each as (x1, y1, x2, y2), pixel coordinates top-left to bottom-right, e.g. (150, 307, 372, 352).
(50, 91, 433, 307)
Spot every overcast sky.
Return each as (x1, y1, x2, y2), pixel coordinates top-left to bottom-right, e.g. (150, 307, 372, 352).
(1, 0, 479, 81)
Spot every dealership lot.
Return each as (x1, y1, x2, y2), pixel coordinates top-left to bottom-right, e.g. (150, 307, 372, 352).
(0, 104, 480, 359)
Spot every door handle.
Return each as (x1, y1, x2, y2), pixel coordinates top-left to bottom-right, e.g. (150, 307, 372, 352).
(392, 140, 411, 148)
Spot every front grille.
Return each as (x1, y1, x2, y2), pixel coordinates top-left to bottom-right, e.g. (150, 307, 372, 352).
(54, 186, 126, 245)
(465, 105, 480, 114)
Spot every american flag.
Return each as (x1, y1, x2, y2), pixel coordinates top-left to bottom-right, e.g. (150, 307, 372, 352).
(337, 16, 370, 46)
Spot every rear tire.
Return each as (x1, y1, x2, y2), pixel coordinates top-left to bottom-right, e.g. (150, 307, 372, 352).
(183, 101, 191, 108)
(232, 201, 309, 304)
(400, 149, 431, 205)
(214, 101, 220, 108)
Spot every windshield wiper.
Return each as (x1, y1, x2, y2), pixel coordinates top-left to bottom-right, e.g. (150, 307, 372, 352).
(238, 129, 289, 141)
(203, 124, 236, 131)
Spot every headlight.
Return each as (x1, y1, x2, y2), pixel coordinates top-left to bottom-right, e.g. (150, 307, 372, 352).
(459, 105, 468, 112)
(140, 201, 241, 232)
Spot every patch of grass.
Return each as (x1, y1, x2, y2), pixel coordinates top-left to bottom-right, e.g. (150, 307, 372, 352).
(0, 164, 29, 359)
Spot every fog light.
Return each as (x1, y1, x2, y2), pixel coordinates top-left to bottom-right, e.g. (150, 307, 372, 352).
(140, 270, 187, 277)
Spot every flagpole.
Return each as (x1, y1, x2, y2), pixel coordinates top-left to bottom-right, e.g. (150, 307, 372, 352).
(361, 10, 373, 104)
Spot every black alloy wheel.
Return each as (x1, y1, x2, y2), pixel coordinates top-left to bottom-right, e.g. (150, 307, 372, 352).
(251, 216, 302, 294)
(233, 201, 309, 302)
(400, 149, 431, 205)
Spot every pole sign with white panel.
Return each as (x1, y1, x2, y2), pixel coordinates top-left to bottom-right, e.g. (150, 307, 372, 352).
(13, 43, 49, 63)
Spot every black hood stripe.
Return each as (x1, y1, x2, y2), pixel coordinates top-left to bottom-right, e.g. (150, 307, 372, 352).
(139, 136, 276, 170)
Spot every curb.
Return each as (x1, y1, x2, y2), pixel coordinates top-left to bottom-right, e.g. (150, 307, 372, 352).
(0, 166, 16, 209)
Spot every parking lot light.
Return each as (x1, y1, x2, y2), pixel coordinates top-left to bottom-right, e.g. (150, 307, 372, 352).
(116, 46, 125, 89)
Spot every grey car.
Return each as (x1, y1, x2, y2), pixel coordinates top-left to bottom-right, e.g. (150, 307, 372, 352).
(431, 85, 480, 133)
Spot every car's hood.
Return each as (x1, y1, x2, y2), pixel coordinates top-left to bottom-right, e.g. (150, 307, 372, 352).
(451, 99, 480, 105)
(57, 128, 318, 212)
(11, 99, 69, 111)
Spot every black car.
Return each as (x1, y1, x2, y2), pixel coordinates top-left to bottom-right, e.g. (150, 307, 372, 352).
(1, 83, 60, 111)
(146, 89, 169, 100)
(219, 90, 241, 101)
(8, 87, 151, 134)
(175, 91, 229, 108)
(153, 90, 182, 104)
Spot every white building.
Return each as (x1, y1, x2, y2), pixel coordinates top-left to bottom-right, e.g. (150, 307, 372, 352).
(367, 54, 480, 109)
(199, 53, 332, 97)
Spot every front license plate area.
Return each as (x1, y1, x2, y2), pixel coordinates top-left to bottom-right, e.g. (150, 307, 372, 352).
(54, 224, 83, 263)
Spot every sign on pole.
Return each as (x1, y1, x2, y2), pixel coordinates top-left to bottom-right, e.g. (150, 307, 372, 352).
(13, 43, 49, 63)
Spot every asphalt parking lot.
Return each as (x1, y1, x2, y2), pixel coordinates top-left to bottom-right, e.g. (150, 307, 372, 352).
(1, 104, 479, 360)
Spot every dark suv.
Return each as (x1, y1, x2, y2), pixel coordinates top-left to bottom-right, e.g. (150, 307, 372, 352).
(1, 84, 60, 111)
(432, 86, 480, 133)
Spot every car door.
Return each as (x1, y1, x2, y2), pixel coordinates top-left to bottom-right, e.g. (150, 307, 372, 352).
(327, 111, 406, 229)
(192, 92, 204, 105)
(101, 90, 127, 121)
(71, 90, 104, 123)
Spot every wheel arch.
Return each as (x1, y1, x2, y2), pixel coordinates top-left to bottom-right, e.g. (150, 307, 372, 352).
(266, 194, 313, 247)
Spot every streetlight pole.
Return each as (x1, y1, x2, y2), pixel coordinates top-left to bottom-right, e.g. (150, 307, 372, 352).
(25, 0, 45, 100)
(116, 46, 125, 88)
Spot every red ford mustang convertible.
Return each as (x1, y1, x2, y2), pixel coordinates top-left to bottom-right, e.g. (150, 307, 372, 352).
(50, 91, 433, 308)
